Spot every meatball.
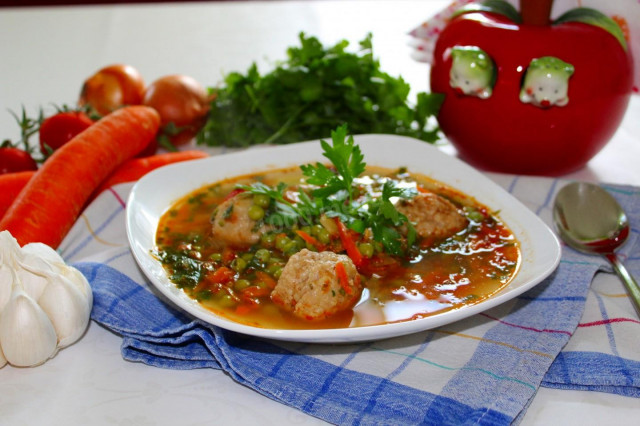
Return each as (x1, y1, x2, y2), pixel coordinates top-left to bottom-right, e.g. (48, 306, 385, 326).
(271, 249, 362, 321)
(210, 193, 269, 247)
(396, 191, 467, 240)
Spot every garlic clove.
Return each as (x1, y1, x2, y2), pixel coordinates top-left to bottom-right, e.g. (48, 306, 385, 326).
(64, 266, 94, 308)
(0, 231, 93, 368)
(15, 268, 49, 302)
(0, 281, 58, 367)
(14, 251, 59, 301)
(21, 242, 65, 265)
(0, 264, 12, 313)
(0, 230, 21, 257)
(38, 272, 91, 349)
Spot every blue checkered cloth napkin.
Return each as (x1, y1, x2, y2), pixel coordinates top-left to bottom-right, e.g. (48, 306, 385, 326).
(60, 174, 640, 425)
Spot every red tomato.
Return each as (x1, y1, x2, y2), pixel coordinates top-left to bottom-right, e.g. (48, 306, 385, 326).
(142, 74, 210, 146)
(79, 64, 146, 116)
(39, 111, 94, 153)
(0, 147, 38, 174)
(430, 6, 633, 175)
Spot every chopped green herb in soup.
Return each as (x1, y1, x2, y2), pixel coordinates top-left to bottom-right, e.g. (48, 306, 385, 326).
(154, 126, 520, 329)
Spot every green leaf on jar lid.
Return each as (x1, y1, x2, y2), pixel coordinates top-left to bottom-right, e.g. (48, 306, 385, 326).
(554, 7, 628, 51)
(451, 0, 522, 24)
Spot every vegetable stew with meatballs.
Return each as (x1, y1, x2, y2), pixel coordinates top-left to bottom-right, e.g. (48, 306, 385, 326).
(154, 126, 520, 329)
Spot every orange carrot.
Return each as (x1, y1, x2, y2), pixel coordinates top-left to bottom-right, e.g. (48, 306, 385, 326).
(295, 229, 325, 251)
(91, 150, 208, 201)
(242, 286, 271, 298)
(335, 218, 364, 268)
(0, 106, 160, 248)
(335, 261, 353, 295)
(204, 266, 235, 285)
(0, 171, 36, 220)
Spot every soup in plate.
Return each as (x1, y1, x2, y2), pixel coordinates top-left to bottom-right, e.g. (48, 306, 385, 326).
(154, 132, 520, 330)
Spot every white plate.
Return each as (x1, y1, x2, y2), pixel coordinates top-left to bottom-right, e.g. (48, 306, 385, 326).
(126, 134, 561, 343)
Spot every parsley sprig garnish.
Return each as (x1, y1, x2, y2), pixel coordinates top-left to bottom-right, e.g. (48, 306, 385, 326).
(301, 125, 365, 204)
(241, 124, 417, 255)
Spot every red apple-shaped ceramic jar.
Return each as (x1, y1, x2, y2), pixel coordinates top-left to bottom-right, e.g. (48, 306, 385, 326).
(430, 0, 634, 175)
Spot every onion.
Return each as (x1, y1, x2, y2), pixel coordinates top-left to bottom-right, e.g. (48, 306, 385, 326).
(142, 74, 211, 146)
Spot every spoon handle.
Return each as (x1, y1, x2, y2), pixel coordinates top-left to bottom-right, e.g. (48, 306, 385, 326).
(605, 253, 640, 318)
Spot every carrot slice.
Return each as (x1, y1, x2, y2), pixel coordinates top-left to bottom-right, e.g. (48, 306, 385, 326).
(222, 247, 236, 264)
(206, 266, 235, 285)
(335, 261, 353, 295)
(0, 171, 36, 220)
(335, 218, 364, 268)
(90, 150, 208, 201)
(0, 106, 160, 248)
(242, 285, 271, 298)
(295, 229, 325, 251)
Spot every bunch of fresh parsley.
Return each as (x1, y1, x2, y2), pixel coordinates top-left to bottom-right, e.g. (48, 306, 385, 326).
(240, 125, 417, 255)
(197, 33, 444, 147)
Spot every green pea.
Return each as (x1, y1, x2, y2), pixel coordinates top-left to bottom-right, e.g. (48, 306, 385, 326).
(209, 252, 222, 262)
(253, 194, 271, 208)
(254, 248, 271, 263)
(316, 228, 330, 244)
(234, 279, 251, 291)
(241, 252, 254, 262)
(231, 257, 247, 272)
(260, 233, 276, 248)
(268, 256, 284, 265)
(311, 224, 323, 237)
(284, 249, 301, 258)
(358, 242, 374, 258)
(275, 235, 291, 251)
(265, 263, 281, 276)
(283, 241, 298, 254)
(272, 266, 283, 279)
(248, 205, 265, 221)
(217, 294, 236, 308)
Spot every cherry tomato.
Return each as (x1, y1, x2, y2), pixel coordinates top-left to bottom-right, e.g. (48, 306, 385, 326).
(39, 111, 94, 153)
(142, 74, 210, 146)
(79, 64, 146, 116)
(0, 147, 38, 174)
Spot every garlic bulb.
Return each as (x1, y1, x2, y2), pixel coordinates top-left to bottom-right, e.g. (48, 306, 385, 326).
(0, 231, 93, 368)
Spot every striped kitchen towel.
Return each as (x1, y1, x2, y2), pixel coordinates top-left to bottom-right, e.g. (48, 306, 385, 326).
(61, 174, 640, 425)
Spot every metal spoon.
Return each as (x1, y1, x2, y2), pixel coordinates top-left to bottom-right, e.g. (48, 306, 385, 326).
(553, 182, 640, 317)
